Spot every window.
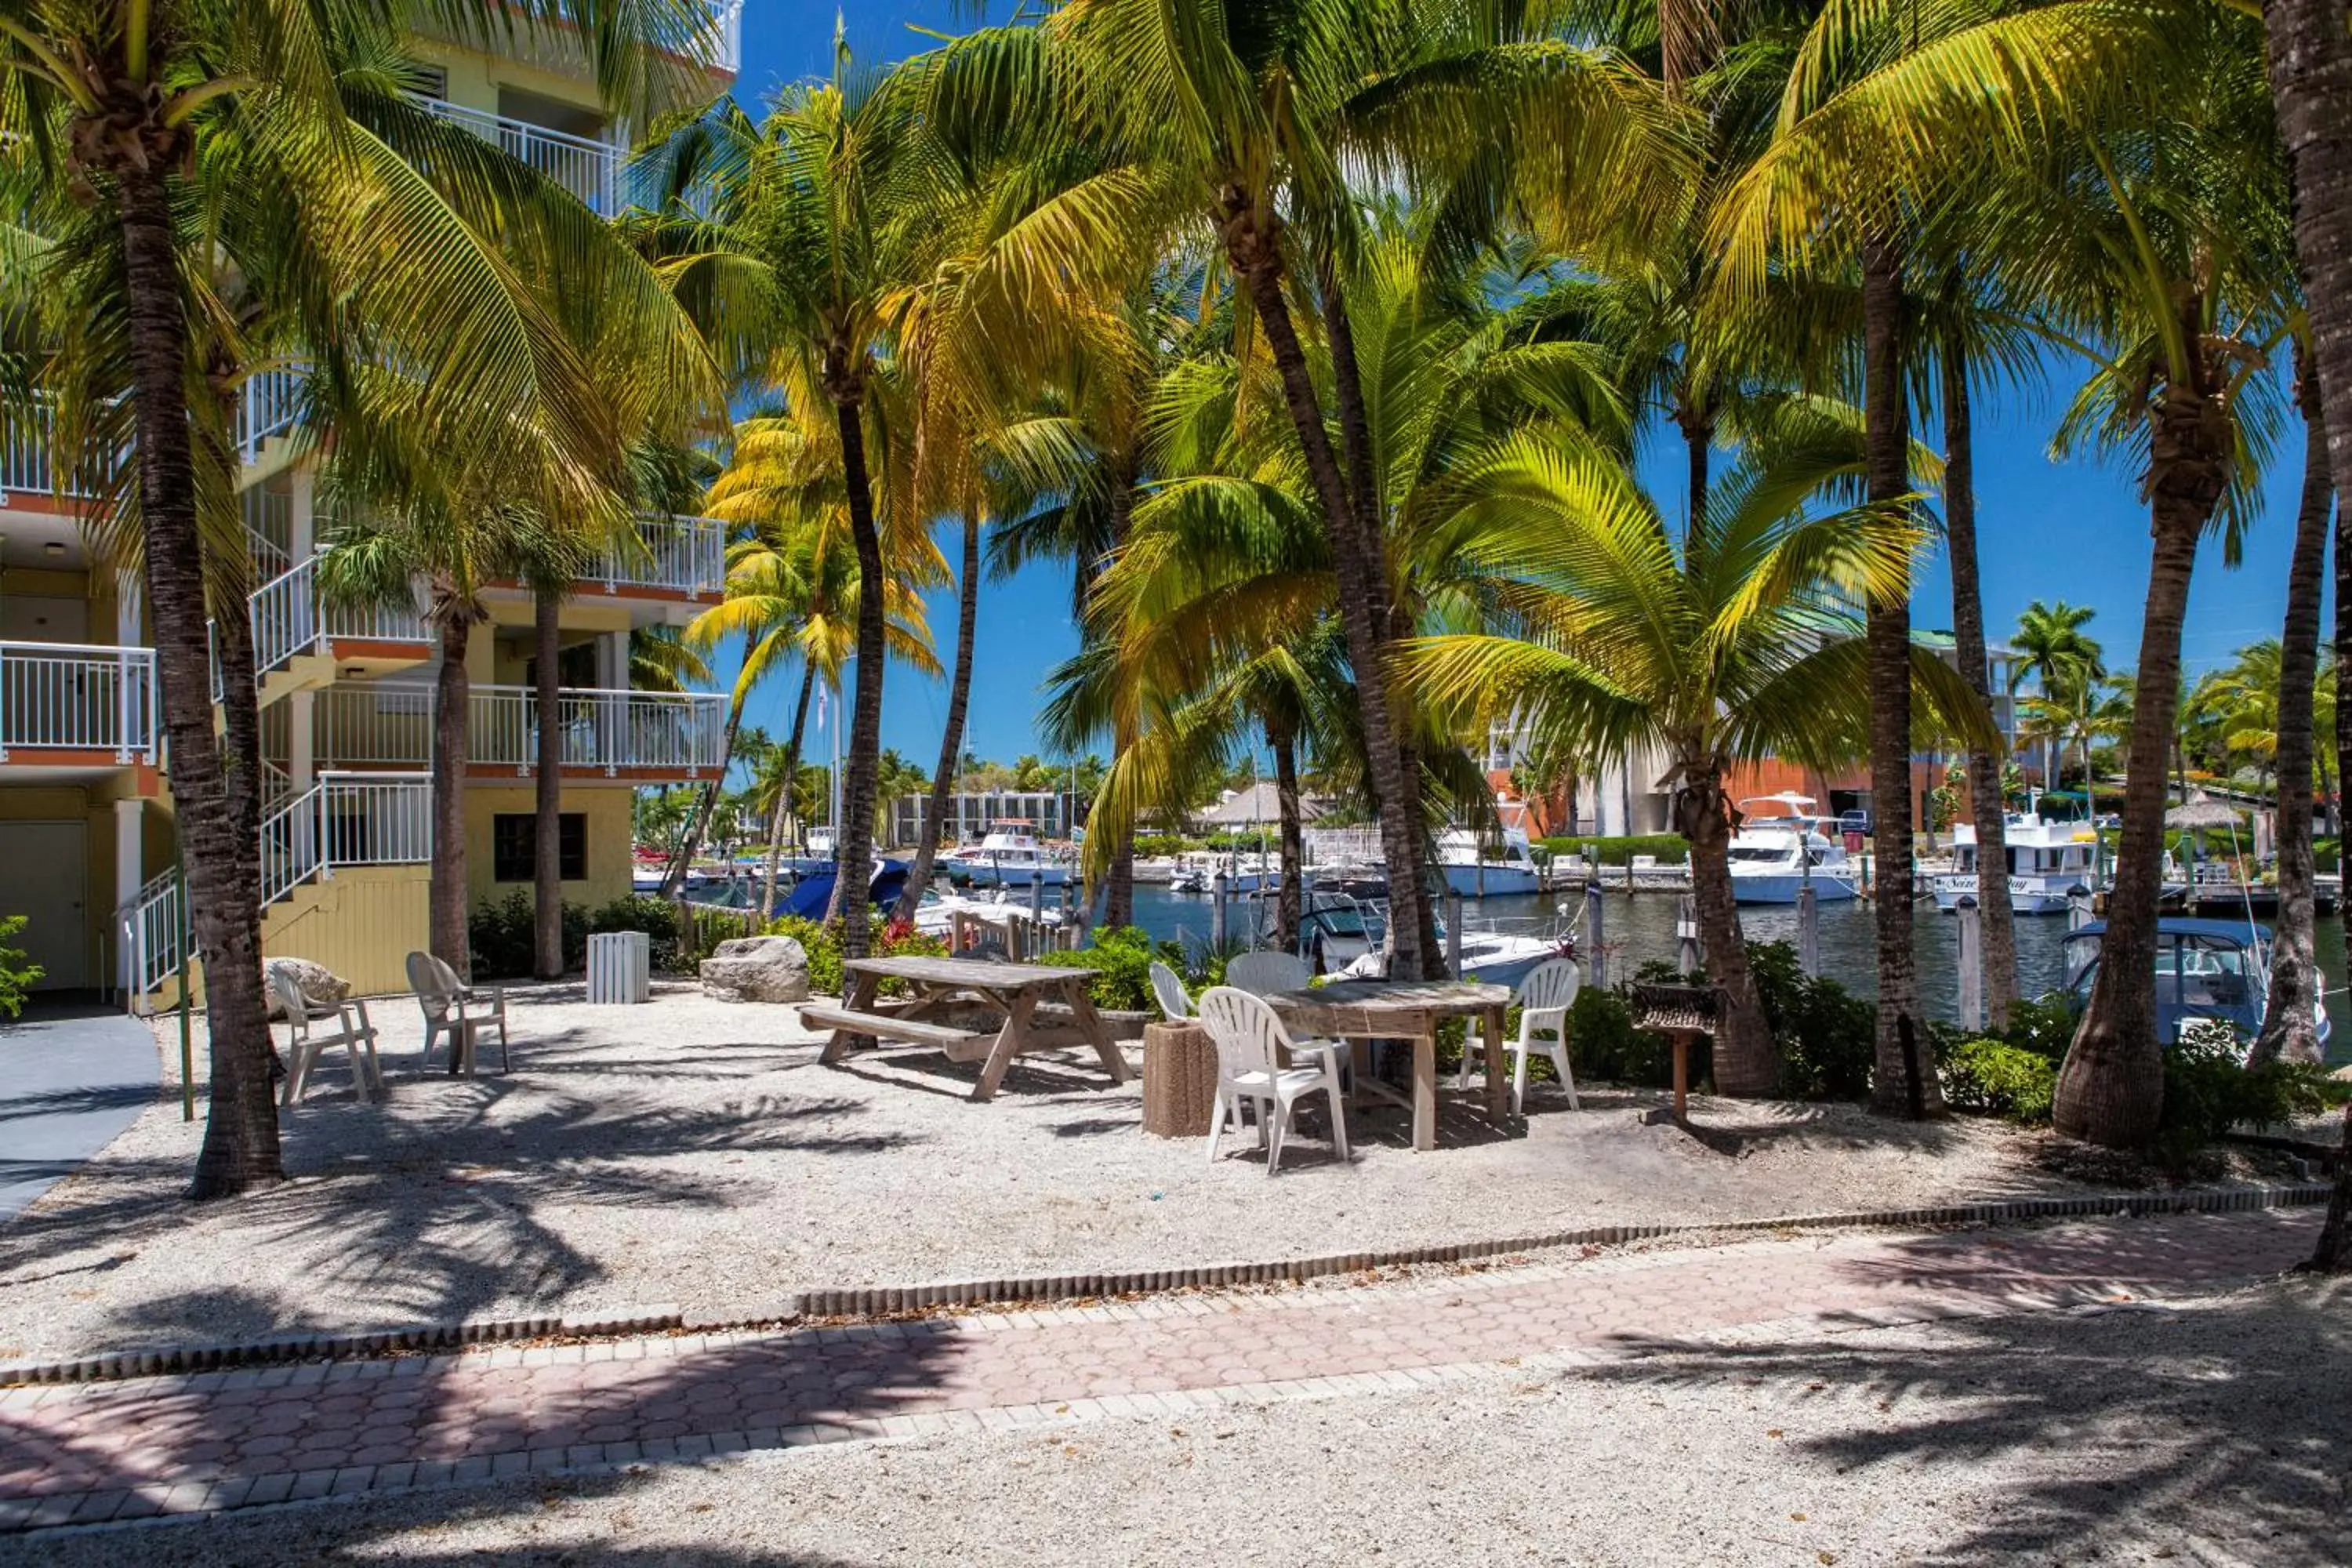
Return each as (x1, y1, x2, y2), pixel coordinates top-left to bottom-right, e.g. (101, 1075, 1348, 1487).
(493, 813, 585, 882)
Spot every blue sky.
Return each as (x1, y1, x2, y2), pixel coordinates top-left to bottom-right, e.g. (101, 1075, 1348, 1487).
(723, 2, 2318, 771)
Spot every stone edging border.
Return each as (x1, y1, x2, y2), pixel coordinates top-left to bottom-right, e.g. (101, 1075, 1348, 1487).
(2, 1181, 2328, 1389)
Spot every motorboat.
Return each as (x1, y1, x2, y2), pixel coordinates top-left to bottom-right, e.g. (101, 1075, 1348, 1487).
(912, 886, 1065, 941)
(941, 820, 1074, 887)
(2057, 917, 2330, 1051)
(1435, 826, 1542, 898)
(1454, 919, 1575, 988)
(1932, 803, 2101, 914)
(1252, 890, 1377, 973)
(1727, 794, 1861, 904)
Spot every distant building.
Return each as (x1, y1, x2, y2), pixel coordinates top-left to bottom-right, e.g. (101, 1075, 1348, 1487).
(890, 791, 1081, 848)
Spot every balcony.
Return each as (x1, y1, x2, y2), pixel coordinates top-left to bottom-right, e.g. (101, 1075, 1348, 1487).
(420, 99, 637, 216)
(4, 373, 303, 508)
(0, 641, 157, 765)
(294, 683, 727, 779)
(593, 514, 727, 599)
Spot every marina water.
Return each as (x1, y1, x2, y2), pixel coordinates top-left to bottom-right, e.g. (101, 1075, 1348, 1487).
(1125, 884, 2352, 1063)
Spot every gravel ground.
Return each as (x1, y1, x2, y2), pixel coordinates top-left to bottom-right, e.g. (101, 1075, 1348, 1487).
(0, 983, 2169, 1363)
(9, 1276, 2347, 1566)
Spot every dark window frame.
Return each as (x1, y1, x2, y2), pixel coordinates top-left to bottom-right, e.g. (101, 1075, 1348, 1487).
(492, 812, 586, 882)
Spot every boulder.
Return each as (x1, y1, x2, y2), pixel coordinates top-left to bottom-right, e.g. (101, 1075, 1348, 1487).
(264, 956, 350, 1019)
(699, 935, 811, 1004)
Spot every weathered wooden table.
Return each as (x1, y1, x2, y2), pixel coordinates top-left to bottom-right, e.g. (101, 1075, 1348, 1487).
(1262, 979, 1516, 1151)
(801, 955, 1129, 1102)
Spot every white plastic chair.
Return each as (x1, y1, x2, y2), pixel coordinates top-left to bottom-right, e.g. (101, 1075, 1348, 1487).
(406, 951, 510, 1075)
(272, 968, 383, 1106)
(1224, 949, 1311, 997)
(1196, 986, 1349, 1175)
(1456, 958, 1581, 1113)
(1149, 960, 1193, 1021)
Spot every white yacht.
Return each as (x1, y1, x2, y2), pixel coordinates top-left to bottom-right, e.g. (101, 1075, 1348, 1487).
(941, 820, 1073, 887)
(1436, 826, 1543, 898)
(1727, 794, 1862, 904)
(1932, 804, 2100, 915)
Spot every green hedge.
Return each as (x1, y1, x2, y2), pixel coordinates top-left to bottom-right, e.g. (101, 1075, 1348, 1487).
(469, 892, 691, 979)
(1537, 834, 1690, 866)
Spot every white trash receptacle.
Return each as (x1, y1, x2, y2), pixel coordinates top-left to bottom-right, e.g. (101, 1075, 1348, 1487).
(586, 931, 651, 1004)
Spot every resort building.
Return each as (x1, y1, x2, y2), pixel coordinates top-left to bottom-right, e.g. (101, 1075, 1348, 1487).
(0, 9, 740, 1007)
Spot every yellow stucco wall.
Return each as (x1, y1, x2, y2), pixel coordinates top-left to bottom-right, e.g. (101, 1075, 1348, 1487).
(0, 786, 123, 988)
(263, 864, 432, 997)
(463, 783, 636, 912)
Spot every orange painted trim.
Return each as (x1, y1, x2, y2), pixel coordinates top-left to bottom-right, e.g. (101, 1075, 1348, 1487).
(0, 746, 140, 769)
(324, 637, 432, 663)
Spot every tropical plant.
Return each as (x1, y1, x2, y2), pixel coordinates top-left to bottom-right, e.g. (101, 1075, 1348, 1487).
(1406, 434, 1991, 1093)
(0, 915, 42, 1018)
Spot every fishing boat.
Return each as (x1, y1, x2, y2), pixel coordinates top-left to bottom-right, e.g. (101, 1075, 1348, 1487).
(1727, 794, 1862, 904)
(1931, 802, 2102, 914)
(1255, 891, 1377, 973)
(1435, 826, 1543, 898)
(2056, 916, 2330, 1050)
(940, 820, 1074, 887)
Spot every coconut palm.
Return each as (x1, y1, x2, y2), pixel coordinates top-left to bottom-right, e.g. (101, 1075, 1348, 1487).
(927, 0, 1693, 978)
(1407, 434, 1991, 1092)
(1, 0, 720, 1195)
(2009, 600, 2108, 786)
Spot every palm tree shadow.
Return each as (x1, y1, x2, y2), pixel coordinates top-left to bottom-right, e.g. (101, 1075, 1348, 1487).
(1567, 1262, 2352, 1561)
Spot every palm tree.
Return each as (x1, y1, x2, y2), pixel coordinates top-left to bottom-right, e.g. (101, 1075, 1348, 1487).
(935, 0, 1690, 978)
(2, 0, 719, 1195)
(2009, 601, 2108, 789)
(1407, 439, 1991, 1093)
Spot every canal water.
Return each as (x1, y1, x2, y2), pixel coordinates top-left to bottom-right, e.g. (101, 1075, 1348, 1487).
(1127, 884, 2351, 1060)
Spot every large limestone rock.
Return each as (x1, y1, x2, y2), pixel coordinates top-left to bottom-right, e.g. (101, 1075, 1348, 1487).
(699, 935, 811, 1004)
(264, 956, 350, 1019)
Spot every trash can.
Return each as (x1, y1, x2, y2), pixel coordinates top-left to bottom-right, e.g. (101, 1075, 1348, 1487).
(586, 931, 651, 1004)
(1142, 1020, 1218, 1138)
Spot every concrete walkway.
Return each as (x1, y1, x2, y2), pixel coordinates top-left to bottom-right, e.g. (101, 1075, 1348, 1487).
(0, 1004, 159, 1225)
(0, 1206, 2319, 1534)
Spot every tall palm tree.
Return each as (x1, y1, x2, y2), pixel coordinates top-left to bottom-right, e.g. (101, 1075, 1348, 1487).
(1407, 439, 1992, 1092)
(2009, 600, 2107, 789)
(935, 0, 1690, 978)
(2, 0, 718, 1196)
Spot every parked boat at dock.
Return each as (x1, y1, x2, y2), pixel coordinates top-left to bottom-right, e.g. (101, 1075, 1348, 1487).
(1932, 806, 2101, 914)
(1435, 826, 1543, 898)
(2057, 917, 2330, 1051)
(941, 820, 1074, 887)
(1727, 794, 1861, 905)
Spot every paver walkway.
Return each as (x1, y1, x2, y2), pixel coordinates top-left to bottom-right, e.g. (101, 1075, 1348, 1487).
(0, 1005, 158, 1225)
(0, 1207, 2320, 1533)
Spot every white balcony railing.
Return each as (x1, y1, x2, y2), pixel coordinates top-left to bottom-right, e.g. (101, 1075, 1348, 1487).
(237, 368, 303, 462)
(421, 98, 634, 216)
(470, 685, 726, 775)
(294, 682, 725, 775)
(124, 771, 432, 1004)
(0, 641, 157, 761)
(597, 514, 728, 597)
(219, 555, 434, 695)
(1, 398, 81, 499)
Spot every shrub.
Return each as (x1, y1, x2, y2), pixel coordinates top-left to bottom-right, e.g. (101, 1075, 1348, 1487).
(1745, 941, 1877, 1102)
(1536, 833, 1690, 866)
(2157, 1022, 2334, 1160)
(466, 891, 592, 981)
(1563, 986, 1698, 1088)
(1033, 925, 1174, 1011)
(0, 914, 41, 1018)
(1134, 833, 1189, 859)
(1941, 1036, 2060, 1121)
(586, 895, 684, 971)
(760, 913, 947, 997)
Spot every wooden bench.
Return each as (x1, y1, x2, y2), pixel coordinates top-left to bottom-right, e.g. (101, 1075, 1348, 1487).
(797, 1004, 993, 1063)
(811, 954, 1127, 1102)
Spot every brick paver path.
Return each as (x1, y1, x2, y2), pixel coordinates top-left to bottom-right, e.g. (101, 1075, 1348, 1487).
(0, 1209, 2320, 1532)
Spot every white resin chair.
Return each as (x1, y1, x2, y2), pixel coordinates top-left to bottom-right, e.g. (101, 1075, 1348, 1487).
(1149, 960, 1193, 1021)
(1196, 986, 1349, 1175)
(273, 968, 384, 1106)
(1456, 958, 1581, 1114)
(1223, 949, 1311, 997)
(406, 951, 510, 1075)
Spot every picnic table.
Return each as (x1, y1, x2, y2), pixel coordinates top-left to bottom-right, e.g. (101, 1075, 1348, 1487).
(802, 954, 1131, 1102)
(1263, 978, 1517, 1151)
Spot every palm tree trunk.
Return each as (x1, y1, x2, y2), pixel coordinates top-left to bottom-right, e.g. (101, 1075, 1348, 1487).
(829, 389, 887, 962)
(532, 589, 564, 980)
(1940, 339, 2017, 1029)
(1862, 235, 1940, 1118)
(896, 512, 982, 921)
(2315, 427, 2352, 1269)
(2059, 343, 2230, 1147)
(1102, 479, 1140, 931)
(1233, 239, 1427, 980)
(2251, 361, 2332, 1066)
(661, 680, 746, 898)
(1272, 720, 1305, 953)
(115, 160, 281, 1199)
(1676, 767, 1774, 1092)
(430, 605, 476, 980)
(1678, 407, 1711, 534)
(761, 663, 817, 921)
